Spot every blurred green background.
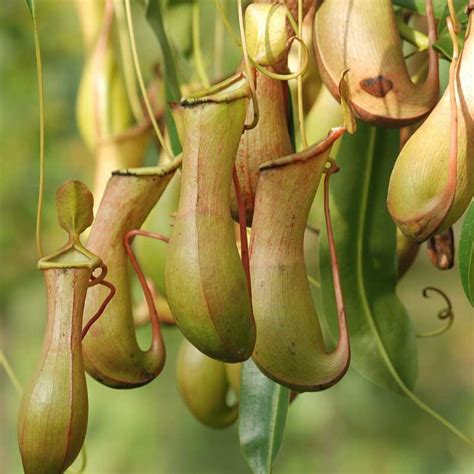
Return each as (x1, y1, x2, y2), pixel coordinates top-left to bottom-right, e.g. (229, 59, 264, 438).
(1, 1, 473, 473)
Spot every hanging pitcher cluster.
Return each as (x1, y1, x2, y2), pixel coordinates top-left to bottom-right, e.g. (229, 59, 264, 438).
(18, 0, 474, 472)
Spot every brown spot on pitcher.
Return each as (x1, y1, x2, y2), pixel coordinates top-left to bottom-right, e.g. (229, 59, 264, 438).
(360, 75, 394, 98)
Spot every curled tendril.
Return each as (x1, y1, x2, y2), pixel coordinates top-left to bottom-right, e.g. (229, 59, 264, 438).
(81, 264, 116, 340)
(249, 35, 309, 81)
(416, 287, 454, 338)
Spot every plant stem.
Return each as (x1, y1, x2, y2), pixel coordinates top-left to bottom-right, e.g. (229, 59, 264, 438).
(124, 0, 174, 159)
(237, 0, 259, 130)
(0, 349, 22, 395)
(193, 1, 210, 88)
(214, 1, 225, 79)
(114, 0, 145, 123)
(297, 0, 308, 149)
(214, 0, 241, 48)
(33, 17, 45, 258)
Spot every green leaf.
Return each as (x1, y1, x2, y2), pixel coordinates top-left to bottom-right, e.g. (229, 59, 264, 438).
(433, 29, 465, 60)
(459, 202, 474, 306)
(319, 122, 418, 394)
(24, 0, 35, 19)
(56, 180, 94, 235)
(146, 0, 183, 154)
(392, 0, 466, 18)
(164, 84, 182, 155)
(433, 2, 467, 60)
(146, 0, 181, 101)
(239, 360, 290, 474)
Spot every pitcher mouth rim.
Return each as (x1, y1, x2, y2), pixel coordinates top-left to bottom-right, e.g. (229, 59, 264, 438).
(180, 72, 250, 108)
(259, 126, 346, 173)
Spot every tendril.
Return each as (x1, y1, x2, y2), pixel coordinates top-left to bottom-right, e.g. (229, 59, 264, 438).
(114, 0, 144, 122)
(435, 14, 460, 234)
(214, 0, 225, 79)
(82, 264, 116, 340)
(0, 349, 22, 395)
(193, 0, 210, 88)
(94, 0, 114, 139)
(124, 0, 174, 159)
(249, 36, 309, 81)
(214, 0, 242, 48)
(123, 229, 169, 342)
(447, 0, 460, 34)
(323, 156, 350, 354)
(233, 166, 253, 309)
(416, 287, 454, 338)
(24, 1, 46, 257)
(297, 0, 308, 148)
(237, 0, 259, 130)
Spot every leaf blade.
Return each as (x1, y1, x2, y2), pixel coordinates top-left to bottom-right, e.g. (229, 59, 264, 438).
(392, 0, 465, 18)
(24, 0, 35, 19)
(145, 0, 181, 101)
(239, 360, 290, 474)
(145, 0, 183, 154)
(459, 202, 474, 306)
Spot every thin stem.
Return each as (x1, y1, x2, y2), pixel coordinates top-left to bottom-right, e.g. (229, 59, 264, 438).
(443, 16, 459, 225)
(214, 0, 225, 79)
(323, 159, 349, 354)
(33, 19, 45, 258)
(0, 349, 22, 395)
(285, 9, 299, 36)
(447, 0, 460, 33)
(297, 0, 308, 149)
(114, 0, 144, 122)
(237, 0, 259, 130)
(124, 229, 169, 348)
(193, 1, 210, 88)
(232, 167, 253, 313)
(124, 0, 174, 159)
(416, 287, 454, 338)
(94, 0, 115, 140)
(82, 279, 116, 340)
(214, 0, 242, 48)
(250, 36, 309, 81)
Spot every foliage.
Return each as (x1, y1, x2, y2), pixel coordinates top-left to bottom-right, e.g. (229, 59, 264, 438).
(1, 1, 473, 473)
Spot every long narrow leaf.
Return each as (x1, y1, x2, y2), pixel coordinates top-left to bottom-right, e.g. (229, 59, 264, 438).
(145, 0, 182, 154)
(146, 0, 181, 101)
(24, 0, 35, 18)
(459, 202, 474, 306)
(239, 360, 290, 474)
(392, 0, 465, 18)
